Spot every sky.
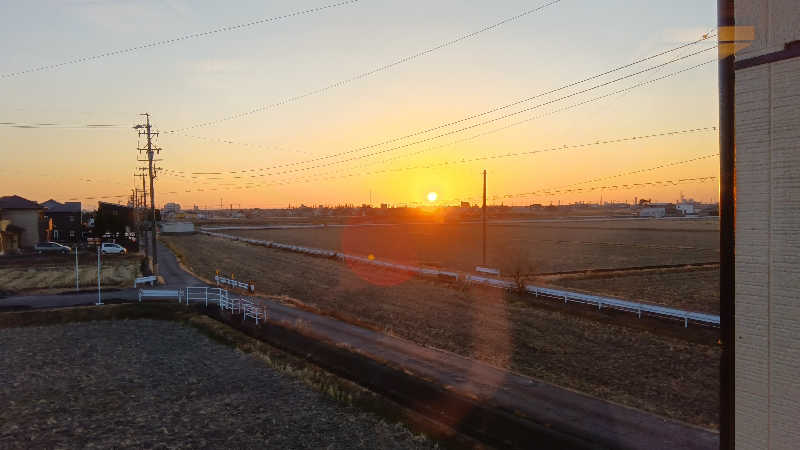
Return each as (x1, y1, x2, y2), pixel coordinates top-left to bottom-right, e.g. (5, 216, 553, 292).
(0, 0, 720, 209)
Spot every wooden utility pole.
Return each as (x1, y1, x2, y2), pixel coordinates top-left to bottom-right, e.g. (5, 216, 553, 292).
(135, 113, 161, 276)
(482, 169, 487, 266)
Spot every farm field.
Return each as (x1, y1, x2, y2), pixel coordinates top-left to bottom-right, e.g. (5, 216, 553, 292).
(162, 233, 720, 429)
(543, 266, 720, 314)
(0, 320, 431, 449)
(223, 218, 720, 312)
(226, 218, 720, 275)
(0, 255, 140, 295)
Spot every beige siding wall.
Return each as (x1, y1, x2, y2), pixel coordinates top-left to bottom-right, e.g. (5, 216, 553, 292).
(1, 210, 41, 248)
(735, 1, 800, 448)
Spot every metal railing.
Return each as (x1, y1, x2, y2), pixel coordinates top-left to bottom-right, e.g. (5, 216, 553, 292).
(138, 289, 183, 303)
(185, 286, 229, 306)
(201, 229, 720, 328)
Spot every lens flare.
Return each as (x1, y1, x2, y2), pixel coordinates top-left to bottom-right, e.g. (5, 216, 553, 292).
(427, 191, 438, 202)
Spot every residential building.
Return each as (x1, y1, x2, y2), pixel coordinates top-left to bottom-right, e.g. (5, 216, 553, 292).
(41, 199, 82, 243)
(0, 195, 44, 250)
(733, 1, 800, 447)
(163, 202, 181, 214)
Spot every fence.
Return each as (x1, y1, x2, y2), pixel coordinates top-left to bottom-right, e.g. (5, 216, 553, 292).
(201, 229, 720, 328)
(185, 286, 229, 306)
(183, 285, 267, 324)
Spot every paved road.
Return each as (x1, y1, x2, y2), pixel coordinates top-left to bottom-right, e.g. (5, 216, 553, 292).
(156, 242, 204, 287)
(0, 243, 194, 309)
(1, 241, 718, 449)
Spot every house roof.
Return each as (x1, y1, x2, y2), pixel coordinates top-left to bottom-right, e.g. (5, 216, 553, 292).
(44, 200, 81, 213)
(41, 199, 62, 209)
(0, 195, 41, 210)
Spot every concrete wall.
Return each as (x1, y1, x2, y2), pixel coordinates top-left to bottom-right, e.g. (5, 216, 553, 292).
(160, 222, 195, 234)
(0, 210, 41, 248)
(735, 1, 800, 448)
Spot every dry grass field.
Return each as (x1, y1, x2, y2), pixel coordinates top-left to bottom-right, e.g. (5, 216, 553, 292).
(0, 320, 432, 449)
(543, 266, 720, 314)
(162, 233, 720, 429)
(0, 255, 140, 294)
(224, 218, 720, 313)
(227, 218, 719, 275)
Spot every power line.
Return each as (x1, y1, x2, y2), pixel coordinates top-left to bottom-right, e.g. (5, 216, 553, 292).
(506, 153, 720, 198)
(158, 127, 717, 197)
(167, 54, 717, 180)
(1, 0, 361, 79)
(0, 122, 126, 129)
(509, 176, 719, 197)
(165, 33, 715, 170)
(260, 128, 718, 188)
(165, 0, 562, 134)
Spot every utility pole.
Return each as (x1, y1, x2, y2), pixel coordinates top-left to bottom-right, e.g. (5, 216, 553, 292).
(75, 245, 79, 292)
(482, 169, 487, 266)
(135, 169, 149, 261)
(96, 246, 102, 305)
(134, 113, 161, 277)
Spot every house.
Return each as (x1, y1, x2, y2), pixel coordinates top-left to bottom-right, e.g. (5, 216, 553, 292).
(676, 202, 695, 215)
(163, 202, 181, 216)
(0, 195, 44, 251)
(639, 207, 666, 218)
(41, 199, 82, 243)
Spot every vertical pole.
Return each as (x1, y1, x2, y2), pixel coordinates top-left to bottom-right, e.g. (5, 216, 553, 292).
(718, 1, 735, 448)
(96, 246, 103, 305)
(482, 170, 487, 266)
(75, 246, 79, 292)
(143, 113, 159, 277)
(140, 171, 149, 263)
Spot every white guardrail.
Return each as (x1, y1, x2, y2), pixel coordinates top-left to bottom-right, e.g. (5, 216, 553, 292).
(182, 286, 267, 324)
(200, 230, 720, 328)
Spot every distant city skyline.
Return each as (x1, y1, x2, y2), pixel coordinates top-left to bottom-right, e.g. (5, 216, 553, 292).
(1, 1, 718, 208)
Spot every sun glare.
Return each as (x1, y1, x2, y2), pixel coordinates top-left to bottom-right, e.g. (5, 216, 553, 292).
(427, 191, 438, 202)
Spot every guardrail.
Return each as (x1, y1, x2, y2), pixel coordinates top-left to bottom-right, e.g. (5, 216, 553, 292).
(200, 230, 720, 328)
(185, 286, 229, 306)
(184, 285, 266, 325)
(214, 275, 255, 293)
(134, 275, 157, 287)
(138, 289, 183, 303)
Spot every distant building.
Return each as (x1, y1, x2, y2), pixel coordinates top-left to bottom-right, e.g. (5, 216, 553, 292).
(639, 207, 666, 218)
(94, 202, 135, 240)
(163, 203, 181, 214)
(460, 201, 471, 208)
(0, 195, 44, 251)
(160, 222, 195, 234)
(676, 202, 695, 215)
(41, 199, 82, 243)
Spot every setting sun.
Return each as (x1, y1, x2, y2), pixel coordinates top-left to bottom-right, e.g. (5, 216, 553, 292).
(427, 191, 438, 202)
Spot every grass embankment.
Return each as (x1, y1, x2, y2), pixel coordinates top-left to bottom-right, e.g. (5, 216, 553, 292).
(0, 256, 140, 294)
(162, 233, 720, 429)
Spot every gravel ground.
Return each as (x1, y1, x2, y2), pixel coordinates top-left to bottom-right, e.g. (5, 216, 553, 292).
(0, 320, 433, 449)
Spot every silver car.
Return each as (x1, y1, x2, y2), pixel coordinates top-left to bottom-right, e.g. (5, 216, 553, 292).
(34, 242, 72, 255)
(101, 242, 128, 255)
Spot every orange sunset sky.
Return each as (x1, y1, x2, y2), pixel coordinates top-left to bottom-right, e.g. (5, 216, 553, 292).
(1, 1, 719, 209)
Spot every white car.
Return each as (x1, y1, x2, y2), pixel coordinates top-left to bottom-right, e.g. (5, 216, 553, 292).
(101, 242, 128, 255)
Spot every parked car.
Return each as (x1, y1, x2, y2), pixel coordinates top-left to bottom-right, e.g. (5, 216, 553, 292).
(34, 242, 72, 255)
(101, 242, 128, 255)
